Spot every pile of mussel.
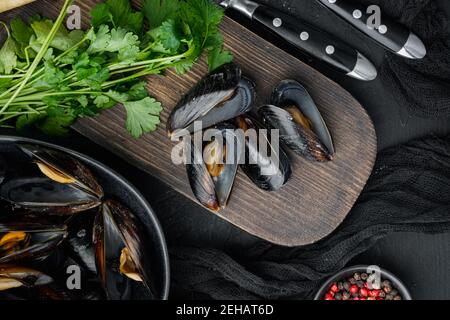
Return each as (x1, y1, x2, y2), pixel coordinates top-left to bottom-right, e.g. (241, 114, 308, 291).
(0, 145, 156, 300)
(168, 63, 335, 211)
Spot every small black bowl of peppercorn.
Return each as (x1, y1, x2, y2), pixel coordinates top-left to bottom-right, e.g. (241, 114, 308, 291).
(314, 265, 412, 301)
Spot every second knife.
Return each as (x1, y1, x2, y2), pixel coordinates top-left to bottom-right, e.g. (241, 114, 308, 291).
(217, 0, 377, 81)
(317, 0, 426, 60)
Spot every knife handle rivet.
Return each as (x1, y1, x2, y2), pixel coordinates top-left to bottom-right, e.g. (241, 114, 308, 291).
(273, 18, 282, 28)
(378, 25, 388, 34)
(300, 31, 309, 41)
(326, 45, 335, 55)
(353, 10, 362, 19)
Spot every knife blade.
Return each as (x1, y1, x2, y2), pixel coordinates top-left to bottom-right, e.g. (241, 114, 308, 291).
(216, 0, 377, 81)
(317, 0, 426, 59)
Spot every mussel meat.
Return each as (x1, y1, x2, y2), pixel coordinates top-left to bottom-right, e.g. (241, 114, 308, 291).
(18, 144, 104, 198)
(0, 227, 67, 264)
(167, 63, 256, 138)
(0, 265, 53, 292)
(236, 116, 292, 191)
(259, 80, 334, 162)
(93, 200, 155, 300)
(186, 123, 242, 211)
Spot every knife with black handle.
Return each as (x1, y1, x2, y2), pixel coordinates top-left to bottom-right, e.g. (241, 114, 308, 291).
(317, 0, 426, 59)
(217, 0, 377, 81)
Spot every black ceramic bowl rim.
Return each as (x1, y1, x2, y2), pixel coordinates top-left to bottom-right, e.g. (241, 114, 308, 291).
(0, 135, 170, 300)
(314, 265, 412, 300)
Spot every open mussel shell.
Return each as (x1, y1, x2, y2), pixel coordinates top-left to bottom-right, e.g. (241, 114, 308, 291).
(18, 144, 104, 199)
(0, 177, 102, 215)
(168, 63, 256, 138)
(261, 80, 335, 162)
(65, 211, 97, 274)
(236, 116, 292, 191)
(186, 123, 242, 211)
(0, 155, 6, 185)
(0, 265, 53, 292)
(93, 200, 155, 300)
(0, 225, 67, 264)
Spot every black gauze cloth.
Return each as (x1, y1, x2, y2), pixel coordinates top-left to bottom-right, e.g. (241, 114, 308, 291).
(258, 0, 450, 118)
(170, 135, 450, 299)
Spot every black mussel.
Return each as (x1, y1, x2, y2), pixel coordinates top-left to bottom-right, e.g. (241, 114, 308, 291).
(0, 265, 53, 292)
(186, 123, 242, 211)
(0, 155, 6, 185)
(236, 116, 292, 191)
(65, 212, 97, 274)
(0, 177, 101, 215)
(0, 226, 67, 264)
(168, 63, 256, 138)
(259, 80, 334, 162)
(93, 200, 155, 300)
(18, 144, 104, 199)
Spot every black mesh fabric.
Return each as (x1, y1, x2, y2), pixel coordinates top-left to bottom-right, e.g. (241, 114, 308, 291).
(168, 0, 450, 299)
(256, 0, 449, 118)
(170, 135, 450, 299)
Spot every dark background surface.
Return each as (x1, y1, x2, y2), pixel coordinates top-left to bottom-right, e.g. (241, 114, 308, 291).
(1, 0, 449, 299)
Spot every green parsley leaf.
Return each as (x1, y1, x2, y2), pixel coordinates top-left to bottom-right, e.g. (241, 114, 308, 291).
(90, 3, 112, 28)
(37, 107, 76, 136)
(93, 95, 111, 109)
(128, 81, 148, 100)
(0, 37, 18, 75)
(208, 47, 233, 71)
(123, 97, 162, 138)
(148, 19, 181, 52)
(10, 18, 34, 45)
(91, 0, 144, 34)
(10, 18, 34, 59)
(143, 0, 180, 30)
(31, 19, 78, 51)
(107, 90, 129, 103)
(16, 111, 46, 131)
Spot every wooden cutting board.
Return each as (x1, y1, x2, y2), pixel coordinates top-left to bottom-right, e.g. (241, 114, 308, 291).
(2, 0, 377, 247)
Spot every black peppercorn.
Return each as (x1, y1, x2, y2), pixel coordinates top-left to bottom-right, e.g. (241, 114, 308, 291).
(349, 278, 356, 285)
(361, 273, 368, 281)
(353, 273, 361, 281)
(343, 281, 351, 291)
(382, 280, 391, 288)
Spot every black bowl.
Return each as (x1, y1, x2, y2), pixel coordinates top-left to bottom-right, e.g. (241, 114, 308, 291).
(314, 265, 412, 300)
(0, 135, 170, 300)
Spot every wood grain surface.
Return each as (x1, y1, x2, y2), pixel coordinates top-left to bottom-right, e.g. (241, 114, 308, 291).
(2, 0, 377, 246)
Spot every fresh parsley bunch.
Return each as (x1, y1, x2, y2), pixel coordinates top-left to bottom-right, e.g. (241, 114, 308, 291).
(0, 0, 232, 138)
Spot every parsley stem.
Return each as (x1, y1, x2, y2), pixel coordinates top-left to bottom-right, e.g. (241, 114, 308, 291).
(109, 47, 192, 71)
(0, 0, 74, 115)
